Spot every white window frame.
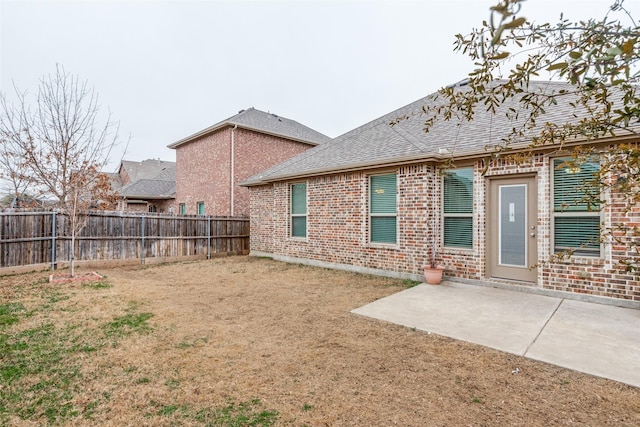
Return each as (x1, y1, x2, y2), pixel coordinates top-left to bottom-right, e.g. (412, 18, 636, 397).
(442, 167, 474, 249)
(290, 182, 308, 239)
(368, 173, 398, 246)
(551, 157, 602, 258)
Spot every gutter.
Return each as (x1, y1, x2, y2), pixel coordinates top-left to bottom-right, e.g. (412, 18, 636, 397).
(240, 132, 640, 187)
(230, 124, 237, 216)
(122, 196, 176, 200)
(240, 154, 440, 187)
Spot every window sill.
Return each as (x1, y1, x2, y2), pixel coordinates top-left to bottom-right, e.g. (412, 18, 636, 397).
(551, 254, 604, 266)
(443, 246, 474, 254)
(367, 242, 399, 250)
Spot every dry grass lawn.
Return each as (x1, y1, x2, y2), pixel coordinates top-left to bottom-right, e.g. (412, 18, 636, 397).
(1, 256, 639, 426)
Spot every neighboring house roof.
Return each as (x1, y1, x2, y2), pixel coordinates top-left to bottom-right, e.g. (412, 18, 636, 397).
(117, 159, 176, 200)
(120, 159, 176, 182)
(0, 194, 45, 208)
(241, 80, 638, 186)
(167, 107, 331, 149)
(119, 179, 176, 200)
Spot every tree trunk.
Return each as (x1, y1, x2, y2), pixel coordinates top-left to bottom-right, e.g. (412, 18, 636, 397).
(70, 230, 75, 277)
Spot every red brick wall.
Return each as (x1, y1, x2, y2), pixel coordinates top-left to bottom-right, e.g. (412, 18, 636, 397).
(157, 199, 177, 214)
(175, 127, 314, 217)
(249, 184, 275, 253)
(250, 167, 436, 276)
(123, 199, 176, 214)
(249, 155, 640, 303)
(118, 165, 131, 185)
(233, 128, 315, 216)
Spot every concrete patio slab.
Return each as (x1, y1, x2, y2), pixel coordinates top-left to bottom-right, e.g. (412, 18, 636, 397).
(527, 299, 640, 387)
(352, 281, 640, 388)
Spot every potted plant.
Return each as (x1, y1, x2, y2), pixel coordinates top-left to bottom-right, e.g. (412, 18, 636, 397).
(424, 218, 445, 284)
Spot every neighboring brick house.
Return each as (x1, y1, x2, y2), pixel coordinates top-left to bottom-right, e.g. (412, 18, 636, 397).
(168, 108, 330, 217)
(242, 81, 640, 307)
(115, 159, 176, 213)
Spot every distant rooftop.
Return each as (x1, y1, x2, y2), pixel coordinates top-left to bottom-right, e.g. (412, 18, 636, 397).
(120, 159, 176, 182)
(168, 107, 331, 149)
(118, 159, 176, 200)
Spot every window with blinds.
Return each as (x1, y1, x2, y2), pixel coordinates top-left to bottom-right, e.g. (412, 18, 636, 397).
(369, 174, 397, 244)
(552, 158, 601, 256)
(197, 201, 205, 216)
(291, 183, 307, 238)
(443, 168, 473, 248)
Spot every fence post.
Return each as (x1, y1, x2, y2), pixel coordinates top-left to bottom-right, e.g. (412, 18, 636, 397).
(207, 217, 211, 259)
(51, 210, 57, 271)
(141, 214, 145, 265)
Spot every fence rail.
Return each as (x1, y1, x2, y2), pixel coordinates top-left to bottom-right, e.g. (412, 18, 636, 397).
(0, 210, 250, 269)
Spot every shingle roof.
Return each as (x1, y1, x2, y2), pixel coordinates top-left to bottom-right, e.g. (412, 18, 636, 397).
(168, 107, 331, 149)
(120, 159, 176, 182)
(241, 80, 637, 186)
(117, 159, 176, 199)
(119, 179, 175, 200)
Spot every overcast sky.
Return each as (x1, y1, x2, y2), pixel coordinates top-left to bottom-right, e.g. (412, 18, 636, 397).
(1, 0, 635, 171)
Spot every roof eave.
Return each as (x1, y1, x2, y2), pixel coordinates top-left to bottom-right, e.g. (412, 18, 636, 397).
(121, 195, 176, 200)
(241, 132, 640, 187)
(240, 153, 440, 187)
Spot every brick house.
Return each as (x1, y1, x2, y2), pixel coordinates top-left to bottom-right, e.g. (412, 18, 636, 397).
(115, 159, 176, 213)
(168, 108, 330, 216)
(242, 81, 640, 307)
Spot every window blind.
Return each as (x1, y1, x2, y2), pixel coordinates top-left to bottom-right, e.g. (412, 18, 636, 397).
(444, 168, 473, 214)
(553, 159, 600, 212)
(554, 217, 600, 256)
(370, 174, 397, 244)
(443, 217, 473, 247)
(443, 168, 473, 248)
(553, 158, 601, 256)
(291, 183, 307, 238)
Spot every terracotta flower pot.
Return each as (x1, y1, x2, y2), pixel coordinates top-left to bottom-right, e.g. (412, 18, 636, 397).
(423, 266, 444, 285)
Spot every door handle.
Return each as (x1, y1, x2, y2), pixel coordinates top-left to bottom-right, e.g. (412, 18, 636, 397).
(530, 233, 536, 237)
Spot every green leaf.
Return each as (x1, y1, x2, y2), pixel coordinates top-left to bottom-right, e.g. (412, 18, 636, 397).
(491, 26, 504, 45)
(503, 16, 527, 29)
(607, 46, 623, 56)
(489, 51, 510, 60)
(568, 51, 582, 60)
(547, 62, 568, 71)
(622, 38, 636, 54)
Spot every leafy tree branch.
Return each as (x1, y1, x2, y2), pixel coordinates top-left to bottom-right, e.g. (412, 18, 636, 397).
(426, 0, 640, 271)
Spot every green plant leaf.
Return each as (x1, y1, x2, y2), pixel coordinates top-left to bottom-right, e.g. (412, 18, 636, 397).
(489, 51, 510, 60)
(503, 16, 527, 29)
(547, 62, 568, 71)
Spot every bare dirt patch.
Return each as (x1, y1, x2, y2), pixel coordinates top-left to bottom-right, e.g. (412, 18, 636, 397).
(1, 256, 639, 426)
(49, 271, 103, 284)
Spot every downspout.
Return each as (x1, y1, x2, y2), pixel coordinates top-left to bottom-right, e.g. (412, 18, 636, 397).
(230, 124, 237, 217)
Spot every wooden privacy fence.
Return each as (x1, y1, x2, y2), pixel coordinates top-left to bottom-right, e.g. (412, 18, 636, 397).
(0, 210, 250, 269)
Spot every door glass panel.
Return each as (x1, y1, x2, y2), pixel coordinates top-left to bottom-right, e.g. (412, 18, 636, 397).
(499, 185, 526, 266)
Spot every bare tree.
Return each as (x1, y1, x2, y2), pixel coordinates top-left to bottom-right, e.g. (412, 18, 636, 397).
(0, 89, 38, 206)
(0, 65, 121, 276)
